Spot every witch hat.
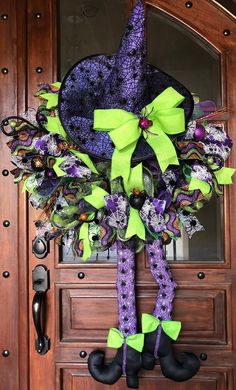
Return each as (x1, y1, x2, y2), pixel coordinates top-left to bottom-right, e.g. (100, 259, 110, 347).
(58, 0, 193, 162)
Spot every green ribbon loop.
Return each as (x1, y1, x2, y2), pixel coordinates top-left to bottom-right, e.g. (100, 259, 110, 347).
(142, 313, 181, 341)
(107, 328, 144, 352)
(79, 222, 92, 261)
(94, 86, 185, 180)
(124, 163, 144, 195)
(189, 177, 211, 195)
(83, 185, 109, 209)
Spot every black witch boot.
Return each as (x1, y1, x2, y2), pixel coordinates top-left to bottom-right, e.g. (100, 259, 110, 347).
(88, 348, 123, 385)
(141, 314, 200, 381)
(158, 330, 200, 382)
(88, 342, 143, 388)
(126, 345, 143, 388)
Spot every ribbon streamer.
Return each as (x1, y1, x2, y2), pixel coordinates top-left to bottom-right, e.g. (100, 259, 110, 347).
(53, 152, 98, 177)
(79, 223, 92, 261)
(78, 185, 109, 260)
(125, 207, 146, 241)
(124, 163, 144, 195)
(189, 167, 235, 195)
(44, 116, 68, 139)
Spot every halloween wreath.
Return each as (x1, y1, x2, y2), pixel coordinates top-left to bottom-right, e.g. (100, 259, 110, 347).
(1, 1, 235, 388)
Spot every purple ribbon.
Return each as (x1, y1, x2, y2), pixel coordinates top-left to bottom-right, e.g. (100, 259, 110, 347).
(105, 193, 166, 234)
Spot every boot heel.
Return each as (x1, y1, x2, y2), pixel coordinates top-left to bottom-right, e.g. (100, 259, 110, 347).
(142, 352, 156, 370)
(125, 346, 142, 388)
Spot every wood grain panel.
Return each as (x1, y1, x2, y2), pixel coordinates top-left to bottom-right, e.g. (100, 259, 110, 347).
(56, 365, 233, 390)
(0, 1, 27, 389)
(27, 1, 58, 390)
(57, 286, 226, 345)
(58, 287, 118, 342)
(139, 289, 227, 344)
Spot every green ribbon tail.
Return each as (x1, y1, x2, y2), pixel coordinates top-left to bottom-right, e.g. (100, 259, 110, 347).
(147, 128, 179, 172)
(189, 177, 211, 195)
(71, 150, 98, 174)
(79, 223, 91, 261)
(107, 328, 124, 349)
(40, 92, 59, 109)
(53, 157, 67, 177)
(125, 207, 146, 240)
(51, 81, 61, 89)
(44, 116, 68, 139)
(111, 143, 137, 181)
(142, 313, 160, 333)
(83, 185, 109, 209)
(214, 167, 236, 185)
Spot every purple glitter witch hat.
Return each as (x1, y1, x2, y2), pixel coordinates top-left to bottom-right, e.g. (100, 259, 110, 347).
(58, 0, 193, 161)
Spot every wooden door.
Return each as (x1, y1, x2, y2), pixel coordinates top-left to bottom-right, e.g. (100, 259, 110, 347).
(1, 1, 236, 389)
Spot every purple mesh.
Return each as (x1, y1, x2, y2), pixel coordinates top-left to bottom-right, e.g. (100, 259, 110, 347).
(146, 239, 176, 321)
(116, 240, 137, 337)
(58, 0, 193, 161)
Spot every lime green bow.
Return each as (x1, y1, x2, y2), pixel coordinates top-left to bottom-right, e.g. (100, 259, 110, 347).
(94, 87, 185, 181)
(189, 167, 236, 195)
(142, 313, 181, 341)
(107, 328, 144, 353)
(79, 185, 109, 260)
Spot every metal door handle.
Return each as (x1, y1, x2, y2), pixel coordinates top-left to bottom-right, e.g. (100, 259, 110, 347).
(32, 265, 50, 355)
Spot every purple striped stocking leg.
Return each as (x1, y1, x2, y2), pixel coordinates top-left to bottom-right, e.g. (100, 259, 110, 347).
(146, 239, 176, 357)
(116, 240, 137, 373)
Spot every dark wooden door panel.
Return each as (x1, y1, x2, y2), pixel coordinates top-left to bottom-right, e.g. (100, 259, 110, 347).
(0, 1, 28, 389)
(56, 285, 227, 345)
(56, 365, 232, 390)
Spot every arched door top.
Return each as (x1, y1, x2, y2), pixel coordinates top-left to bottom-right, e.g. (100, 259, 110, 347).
(146, 0, 236, 52)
